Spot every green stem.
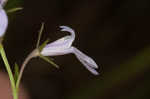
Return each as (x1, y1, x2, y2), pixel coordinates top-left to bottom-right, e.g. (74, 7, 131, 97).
(0, 44, 18, 99)
(16, 49, 39, 91)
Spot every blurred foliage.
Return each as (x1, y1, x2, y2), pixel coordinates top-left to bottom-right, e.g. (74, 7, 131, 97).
(4, 0, 22, 10)
(3, 0, 23, 20)
(6, 7, 23, 13)
(66, 47, 150, 99)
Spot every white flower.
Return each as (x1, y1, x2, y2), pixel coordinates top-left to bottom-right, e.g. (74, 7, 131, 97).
(41, 26, 99, 75)
(0, 4, 8, 37)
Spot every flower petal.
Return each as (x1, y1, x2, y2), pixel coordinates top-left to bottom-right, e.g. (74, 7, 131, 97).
(45, 26, 75, 49)
(41, 45, 73, 56)
(72, 47, 99, 75)
(80, 61, 99, 75)
(60, 26, 75, 41)
(0, 6, 8, 37)
(72, 47, 98, 68)
(0, 0, 7, 6)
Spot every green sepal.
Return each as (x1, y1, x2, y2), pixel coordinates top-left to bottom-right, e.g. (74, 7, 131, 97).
(36, 23, 45, 48)
(39, 54, 59, 68)
(14, 63, 19, 84)
(39, 39, 50, 52)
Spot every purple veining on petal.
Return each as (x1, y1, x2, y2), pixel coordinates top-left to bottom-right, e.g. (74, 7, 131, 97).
(71, 47, 99, 75)
(72, 47, 98, 68)
(73, 47, 99, 75)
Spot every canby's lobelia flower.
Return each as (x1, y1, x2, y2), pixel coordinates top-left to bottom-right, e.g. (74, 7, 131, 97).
(0, 1, 8, 37)
(41, 26, 99, 75)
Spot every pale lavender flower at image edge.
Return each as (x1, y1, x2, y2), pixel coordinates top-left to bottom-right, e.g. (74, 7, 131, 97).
(0, 4, 8, 37)
(0, 0, 7, 6)
(41, 26, 99, 75)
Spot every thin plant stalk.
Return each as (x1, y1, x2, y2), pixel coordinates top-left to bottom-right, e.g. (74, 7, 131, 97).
(16, 49, 39, 91)
(16, 23, 44, 91)
(0, 43, 18, 99)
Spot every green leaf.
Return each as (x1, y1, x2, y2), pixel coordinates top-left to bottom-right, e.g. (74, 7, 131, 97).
(6, 7, 23, 13)
(5, 0, 23, 10)
(14, 63, 19, 84)
(39, 55, 59, 68)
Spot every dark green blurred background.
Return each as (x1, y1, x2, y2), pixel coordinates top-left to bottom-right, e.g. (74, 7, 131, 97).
(1, 0, 150, 99)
